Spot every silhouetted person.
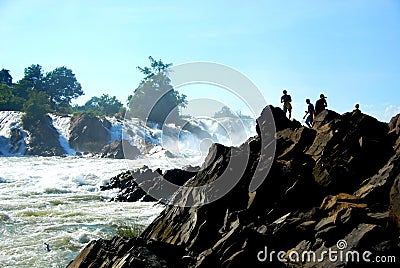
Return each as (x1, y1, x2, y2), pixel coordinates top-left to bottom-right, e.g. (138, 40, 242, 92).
(352, 103, 361, 116)
(303, 99, 315, 128)
(280, 90, 292, 119)
(315, 94, 328, 115)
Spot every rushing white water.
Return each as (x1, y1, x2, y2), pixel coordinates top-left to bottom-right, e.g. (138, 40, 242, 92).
(0, 111, 257, 267)
(49, 115, 76, 156)
(0, 111, 27, 156)
(0, 156, 175, 268)
(1, 111, 256, 160)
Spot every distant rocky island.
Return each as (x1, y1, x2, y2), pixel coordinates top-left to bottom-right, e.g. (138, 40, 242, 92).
(0, 111, 133, 157)
(0, 111, 252, 159)
(67, 105, 400, 267)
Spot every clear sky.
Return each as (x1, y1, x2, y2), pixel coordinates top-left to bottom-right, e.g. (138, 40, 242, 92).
(1, 0, 399, 122)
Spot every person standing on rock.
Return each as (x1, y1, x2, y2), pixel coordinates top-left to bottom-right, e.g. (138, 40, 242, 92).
(352, 103, 361, 116)
(281, 90, 292, 119)
(315, 94, 328, 115)
(303, 99, 315, 128)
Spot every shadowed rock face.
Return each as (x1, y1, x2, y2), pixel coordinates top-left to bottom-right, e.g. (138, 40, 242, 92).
(69, 107, 400, 268)
(99, 140, 141, 159)
(69, 113, 110, 152)
(25, 115, 65, 156)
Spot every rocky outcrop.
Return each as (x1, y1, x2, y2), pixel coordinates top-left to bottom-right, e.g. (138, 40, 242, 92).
(389, 113, 400, 153)
(101, 166, 199, 202)
(25, 115, 65, 156)
(70, 106, 400, 267)
(99, 140, 141, 159)
(69, 113, 110, 152)
(67, 237, 188, 268)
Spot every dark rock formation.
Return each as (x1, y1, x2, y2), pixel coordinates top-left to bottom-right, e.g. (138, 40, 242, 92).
(70, 107, 400, 268)
(101, 166, 199, 202)
(69, 113, 110, 152)
(389, 113, 400, 153)
(181, 121, 214, 141)
(67, 237, 188, 268)
(100, 140, 141, 159)
(25, 115, 65, 156)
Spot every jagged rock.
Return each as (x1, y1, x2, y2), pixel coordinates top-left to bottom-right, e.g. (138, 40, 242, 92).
(100, 140, 141, 159)
(25, 115, 65, 156)
(69, 113, 110, 152)
(308, 110, 393, 195)
(356, 154, 400, 212)
(67, 237, 187, 268)
(9, 127, 25, 154)
(101, 166, 199, 202)
(389, 113, 400, 153)
(181, 120, 214, 140)
(70, 107, 400, 268)
(390, 171, 400, 229)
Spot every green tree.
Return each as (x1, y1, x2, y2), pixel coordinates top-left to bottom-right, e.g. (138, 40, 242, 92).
(81, 94, 123, 116)
(127, 56, 187, 125)
(0, 84, 25, 111)
(214, 106, 236, 118)
(44, 66, 83, 111)
(0, 69, 12, 86)
(13, 64, 44, 101)
(21, 90, 51, 129)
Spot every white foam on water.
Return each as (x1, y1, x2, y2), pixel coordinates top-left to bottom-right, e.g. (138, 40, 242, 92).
(49, 114, 76, 156)
(0, 111, 27, 156)
(0, 156, 167, 268)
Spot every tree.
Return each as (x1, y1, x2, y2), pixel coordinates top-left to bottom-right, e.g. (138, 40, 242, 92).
(81, 94, 123, 116)
(13, 64, 45, 101)
(0, 69, 12, 86)
(127, 56, 187, 125)
(0, 84, 25, 111)
(44, 66, 83, 110)
(214, 106, 236, 118)
(21, 90, 51, 129)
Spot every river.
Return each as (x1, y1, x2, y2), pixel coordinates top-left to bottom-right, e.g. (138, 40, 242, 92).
(0, 156, 172, 268)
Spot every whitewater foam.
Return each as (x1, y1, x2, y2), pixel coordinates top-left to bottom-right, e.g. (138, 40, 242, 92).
(49, 114, 76, 156)
(0, 156, 166, 268)
(0, 111, 27, 156)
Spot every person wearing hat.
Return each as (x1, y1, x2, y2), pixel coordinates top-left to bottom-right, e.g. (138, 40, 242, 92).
(280, 89, 292, 119)
(315, 93, 328, 115)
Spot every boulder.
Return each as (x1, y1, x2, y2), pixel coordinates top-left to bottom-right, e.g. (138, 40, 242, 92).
(100, 140, 141, 159)
(69, 113, 110, 152)
(101, 166, 199, 202)
(25, 115, 65, 156)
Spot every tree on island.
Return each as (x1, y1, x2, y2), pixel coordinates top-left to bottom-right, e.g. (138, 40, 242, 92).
(10, 64, 83, 112)
(44, 66, 83, 111)
(79, 93, 123, 116)
(0, 69, 13, 86)
(21, 89, 51, 129)
(213, 105, 254, 121)
(127, 56, 187, 125)
(12, 64, 44, 101)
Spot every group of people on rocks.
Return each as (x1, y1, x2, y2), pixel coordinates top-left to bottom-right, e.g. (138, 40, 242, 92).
(280, 90, 360, 128)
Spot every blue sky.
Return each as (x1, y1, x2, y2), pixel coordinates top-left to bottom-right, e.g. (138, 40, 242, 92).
(1, 0, 399, 122)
